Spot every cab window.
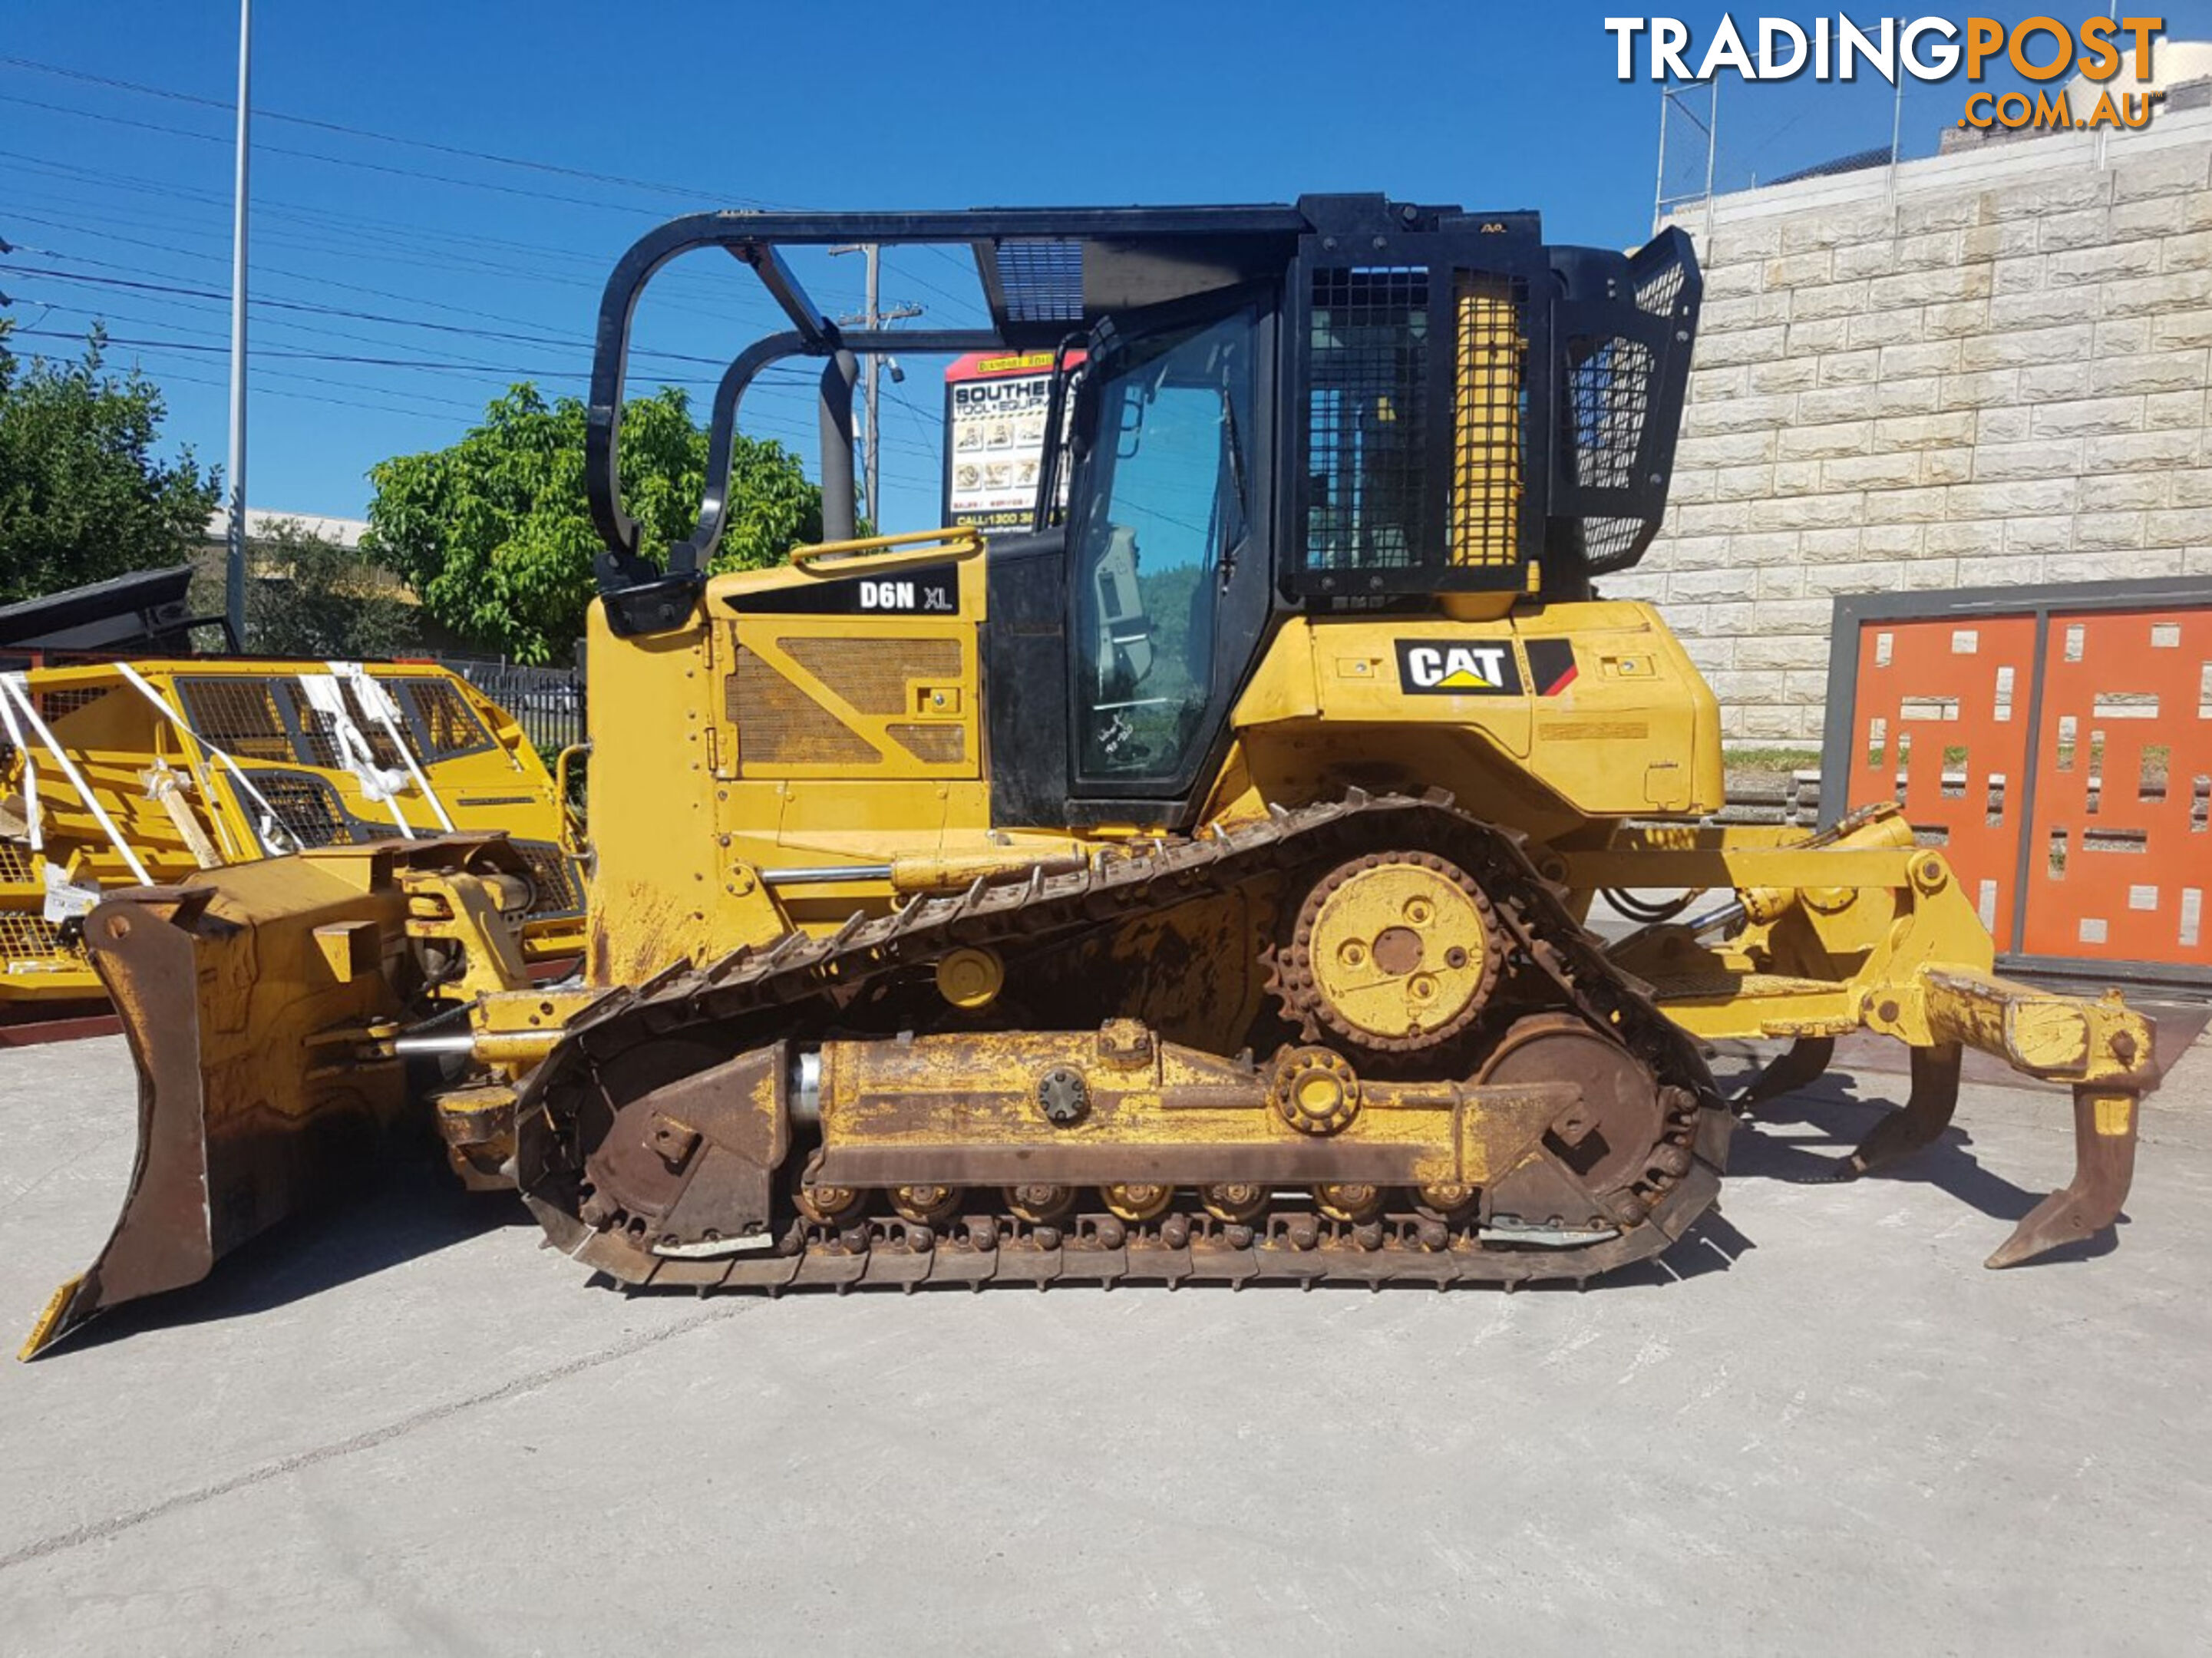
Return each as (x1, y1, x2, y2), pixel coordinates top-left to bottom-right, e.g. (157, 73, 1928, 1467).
(1071, 308, 1256, 782)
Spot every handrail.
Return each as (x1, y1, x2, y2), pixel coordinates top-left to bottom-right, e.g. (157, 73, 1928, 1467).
(787, 527, 986, 573)
(553, 741, 591, 859)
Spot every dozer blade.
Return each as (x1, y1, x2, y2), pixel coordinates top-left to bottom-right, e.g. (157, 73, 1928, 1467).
(21, 853, 415, 1359)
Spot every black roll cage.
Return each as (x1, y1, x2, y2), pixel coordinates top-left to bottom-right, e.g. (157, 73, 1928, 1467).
(583, 205, 1313, 632)
(583, 200, 1699, 639)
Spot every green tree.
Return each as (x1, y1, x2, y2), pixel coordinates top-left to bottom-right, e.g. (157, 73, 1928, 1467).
(0, 323, 221, 605)
(237, 517, 423, 659)
(363, 384, 824, 665)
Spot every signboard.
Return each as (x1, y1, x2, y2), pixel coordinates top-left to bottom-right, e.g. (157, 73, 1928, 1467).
(942, 348, 1082, 531)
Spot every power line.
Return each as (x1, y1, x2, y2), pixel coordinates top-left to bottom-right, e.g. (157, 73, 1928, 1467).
(147, 365, 474, 424)
(0, 74, 984, 317)
(5, 231, 810, 398)
(2, 257, 736, 368)
(18, 301, 506, 410)
(26, 332, 947, 472)
(0, 180, 627, 329)
(0, 69, 966, 481)
(2, 154, 612, 272)
(0, 53, 781, 206)
(5, 325, 587, 374)
(0, 90, 682, 216)
(62, 335, 943, 462)
(9, 292, 946, 461)
(888, 254, 989, 319)
(0, 157, 793, 325)
(0, 60, 1002, 381)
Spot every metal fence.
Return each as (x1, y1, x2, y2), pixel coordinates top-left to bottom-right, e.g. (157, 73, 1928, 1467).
(442, 659, 585, 761)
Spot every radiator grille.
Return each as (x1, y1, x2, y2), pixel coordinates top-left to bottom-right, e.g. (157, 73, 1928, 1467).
(886, 723, 966, 765)
(0, 910, 69, 964)
(511, 838, 585, 919)
(1449, 275, 1524, 569)
(729, 649, 880, 768)
(1305, 266, 1430, 572)
(781, 637, 962, 716)
(0, 839, 31, 883)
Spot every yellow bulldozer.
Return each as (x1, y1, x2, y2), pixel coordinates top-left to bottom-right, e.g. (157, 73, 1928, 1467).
(1, 657, 586, 1022)
(21, 196, 2159, 1357)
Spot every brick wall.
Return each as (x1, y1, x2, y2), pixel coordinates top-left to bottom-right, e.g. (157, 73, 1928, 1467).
(1616, 109, 2212, 745)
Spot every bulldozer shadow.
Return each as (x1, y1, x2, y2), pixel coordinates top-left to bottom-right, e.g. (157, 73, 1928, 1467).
(1718, 1062, 2123, 1263)
(60, 1156, 533, 1356)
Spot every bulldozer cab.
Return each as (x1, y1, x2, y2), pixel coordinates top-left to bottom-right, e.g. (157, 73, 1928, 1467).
(581, 197, 1699, 829)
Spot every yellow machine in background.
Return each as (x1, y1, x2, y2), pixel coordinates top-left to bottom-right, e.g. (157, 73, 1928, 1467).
(1, 658, 585, 1012)
(20, 195, 2159, 1357)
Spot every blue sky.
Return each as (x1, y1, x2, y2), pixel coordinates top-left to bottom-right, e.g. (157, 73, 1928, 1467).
(6, 2, 2205, 540)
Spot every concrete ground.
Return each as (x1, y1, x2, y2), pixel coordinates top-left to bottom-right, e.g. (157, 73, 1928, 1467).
(0, 1025, 2207, 1656)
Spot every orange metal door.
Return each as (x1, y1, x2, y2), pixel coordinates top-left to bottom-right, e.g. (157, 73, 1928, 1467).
(2020, 609, 2211, 966)
(1844, 613, 2039, 946)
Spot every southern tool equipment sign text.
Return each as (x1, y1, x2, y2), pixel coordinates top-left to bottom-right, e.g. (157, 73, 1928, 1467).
(1607, 16, 2167, 134)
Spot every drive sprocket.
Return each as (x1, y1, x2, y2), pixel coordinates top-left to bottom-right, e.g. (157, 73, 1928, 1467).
(1269, 849, 1501, 1056)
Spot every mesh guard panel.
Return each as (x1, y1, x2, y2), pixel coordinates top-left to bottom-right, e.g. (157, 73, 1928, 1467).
(293, 686, 405, 771)
(1553, 229, 1700, 578)
(729, 648, 880, 769)
(400, 677, 493, 759)
(1450, 275, 1524, 569)
(1304, 266, 1429, 573)
(241, 771, 356, 847)
(177, 679, 296, 764)
(1634, 261, 1685, 319)
(1288, 219, 1698, 594)
(780, 638, 962, 716)
(994, 239, 1084, 325)
(36, 688, 108, 723)
(887, 723, 966, 765)
(1564, 333, 1660, 574)
(0, 910, 70, 965)
(1580, 516, 1650, 573)
(510, 839, 586, 919)
(1567, 335, 1655, 491)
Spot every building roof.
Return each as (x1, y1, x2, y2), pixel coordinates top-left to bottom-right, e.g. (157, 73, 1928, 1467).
(202, 510, 368, 549)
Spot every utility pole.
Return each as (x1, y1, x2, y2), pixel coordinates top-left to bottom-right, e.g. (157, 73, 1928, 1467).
(224, 0, 253, 647)
(830, 243, 921, 526)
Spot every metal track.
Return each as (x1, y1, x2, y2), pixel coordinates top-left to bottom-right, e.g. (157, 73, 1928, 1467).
(516, 790, 1731, 1290)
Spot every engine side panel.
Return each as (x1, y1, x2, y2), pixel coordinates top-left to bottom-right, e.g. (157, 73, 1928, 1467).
(1209, 600, 1722, 839)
